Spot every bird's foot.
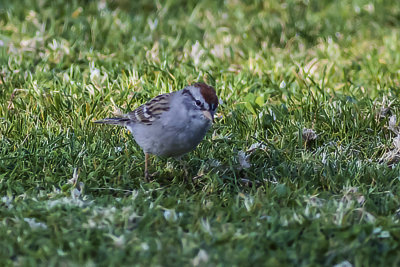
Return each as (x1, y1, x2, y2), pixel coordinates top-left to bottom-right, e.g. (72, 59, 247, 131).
(144, 171, 159, 182)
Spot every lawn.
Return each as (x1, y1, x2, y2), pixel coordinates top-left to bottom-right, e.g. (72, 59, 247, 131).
(1, 0, 400, 266)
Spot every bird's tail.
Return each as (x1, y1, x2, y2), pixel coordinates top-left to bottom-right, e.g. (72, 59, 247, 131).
(94, 117, 130, 126)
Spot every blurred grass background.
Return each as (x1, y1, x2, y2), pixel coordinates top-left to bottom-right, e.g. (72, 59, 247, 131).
(1, 0, 400, 266)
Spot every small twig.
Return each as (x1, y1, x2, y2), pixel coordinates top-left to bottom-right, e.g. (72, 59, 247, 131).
(192, 174, 204, 181)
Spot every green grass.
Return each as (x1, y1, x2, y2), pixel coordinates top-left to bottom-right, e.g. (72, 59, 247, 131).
(1, 0, 400, 266)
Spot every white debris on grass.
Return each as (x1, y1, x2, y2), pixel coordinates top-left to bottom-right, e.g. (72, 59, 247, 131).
(68, 168, 79, 185)
(243, 195, 255, 212)
(200, 218, 212, 236)
(83, 205, 141, 230)
(141, 243, 149, 251)
(192, 249, 209, 266)
(238, 150, 251, 169)
(279, 80, 286, 89)
(388, 115, 398, 134)
(237, 142, 268, 170)
(304, 195, 325, 208)
(373, 227, 391, 238)
(190, 41, 204, 66)
(105, 233, 126, 248)
(71, 188, 82, 200)
(1, 196, 13, 209)
(332, 186, 373, 226)
(247, 142, 267, 153)
(163, 209, 178, 223)
(211, 44, 227, 59)
(46, 196, 91, 209)
(147, 17, 158, 31)
(83, 206, 118, 229)
(302, 128, 318, 143)
(381, 115, 400, 165)
(208, 159, 221, 167)
(24, 218, 47, 230)
(341, 186, 365, 206)
(333, 261, 353, 267)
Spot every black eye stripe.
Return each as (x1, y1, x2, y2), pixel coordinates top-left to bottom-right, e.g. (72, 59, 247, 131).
(183, 89, 196, 101)
(183, 89, 206, 108)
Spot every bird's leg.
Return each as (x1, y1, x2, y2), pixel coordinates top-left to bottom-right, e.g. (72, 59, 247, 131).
(144, 153, 149, 182)
(180, 159, 192, 184)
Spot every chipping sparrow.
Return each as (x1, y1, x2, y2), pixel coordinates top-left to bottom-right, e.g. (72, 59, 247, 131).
(95, 82, 219, 181)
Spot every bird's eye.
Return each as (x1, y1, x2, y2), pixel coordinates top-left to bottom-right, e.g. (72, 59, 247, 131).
(195, 100, 202, 106)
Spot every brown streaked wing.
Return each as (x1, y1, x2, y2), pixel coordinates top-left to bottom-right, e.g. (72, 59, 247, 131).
(126, 93, 171, 125)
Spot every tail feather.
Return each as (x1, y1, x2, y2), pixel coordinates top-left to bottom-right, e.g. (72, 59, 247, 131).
(94, 117, 130, 126)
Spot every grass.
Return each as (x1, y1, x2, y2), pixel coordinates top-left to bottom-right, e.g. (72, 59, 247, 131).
(1, 0, 400, 266)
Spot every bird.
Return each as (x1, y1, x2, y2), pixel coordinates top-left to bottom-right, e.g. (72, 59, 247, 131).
(94, 82, 219, 181)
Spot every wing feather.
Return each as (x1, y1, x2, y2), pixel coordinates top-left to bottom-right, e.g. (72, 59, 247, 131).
(126, 93, 171, 125)
(95, 93, 172, 126)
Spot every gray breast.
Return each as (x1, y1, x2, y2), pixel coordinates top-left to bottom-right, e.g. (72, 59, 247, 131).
(126, 114, 211, 157)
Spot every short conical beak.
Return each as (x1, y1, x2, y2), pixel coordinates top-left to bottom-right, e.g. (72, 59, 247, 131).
(202, 110, 214, 122)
